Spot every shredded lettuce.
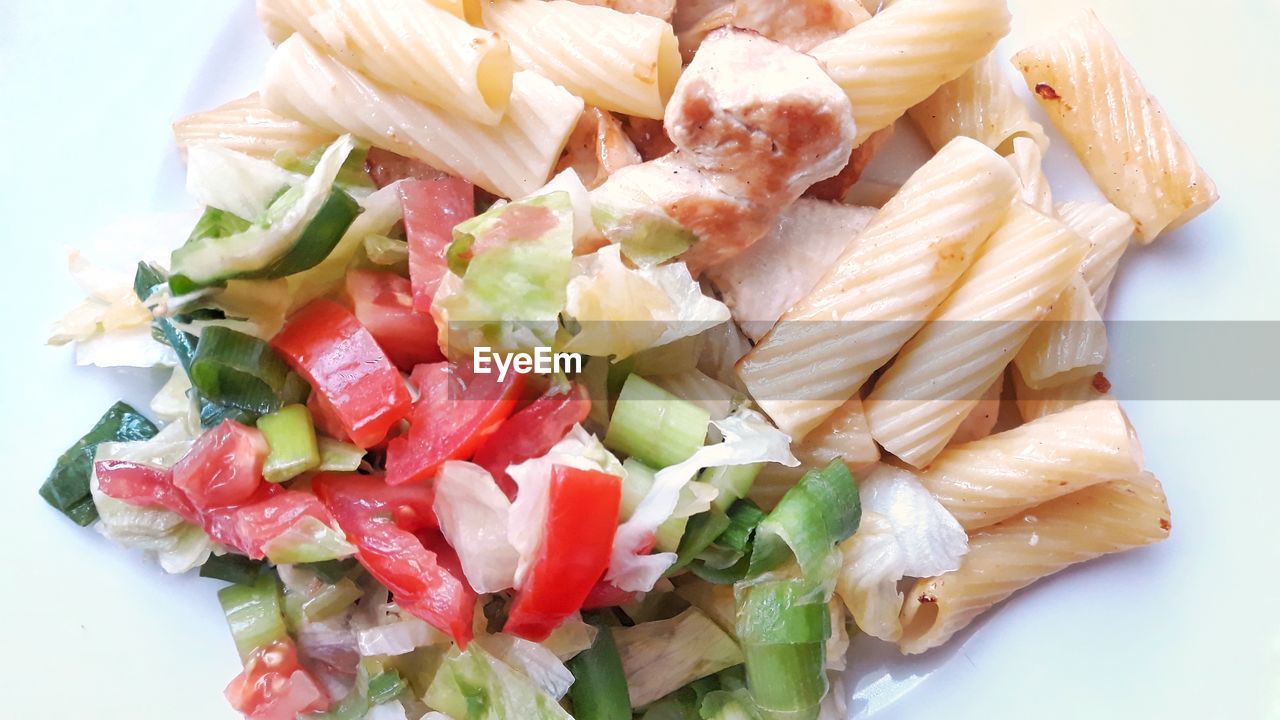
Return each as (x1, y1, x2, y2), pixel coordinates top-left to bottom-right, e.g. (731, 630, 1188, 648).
(540, 613, 598, 662)
(433, 461, 520, 593)
(357, 616, 448, 657)
(507, 425, 624, 588)
(171, 135, 356, 285)
(424, 644, 573, 720)
(613, 607, 744, 708)
(589, 185, 697, 266)
(186, 144, 306, 222)
(835, 465, 968, 642)
(528, 169, 594, 244)
(608, 409, 797, 592)
(477, 633, 575, 700)
(432, 192, 574, 355)
(90, 422, 213, 572)
(561, 245, 729, 360)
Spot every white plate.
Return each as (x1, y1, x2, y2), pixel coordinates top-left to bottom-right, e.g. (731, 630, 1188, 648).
(1, 1, 1277, 718)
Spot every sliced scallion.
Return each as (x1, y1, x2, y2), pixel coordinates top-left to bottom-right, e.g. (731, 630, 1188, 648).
(303, 577, 364, 622)
(734, 579, 830, 720)
(189, 326, 290, 418)
(199, 554, 264, 585)
(567, 622, 631, 720)
(747, 460, 860, 580)
(605, 374, 709, 469)
(218, 571, 287, 661)
(367, 670, 408, 705)
(257, 404, 320, 483)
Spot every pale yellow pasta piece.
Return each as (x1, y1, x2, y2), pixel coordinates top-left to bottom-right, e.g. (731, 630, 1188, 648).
(739, 137, 1017, 440)
(913, 399, 1142, 531)
(898, 472, 1170, 654)
(1014, 275, 1108, 390)
(482, 0, 681, 120)
(909, 52, 1048, 155)
(1013, 10, 1218, 242)
(570, 0, 676, 22)
(1011, 367, 1112, 422)
(864, 203, 1087, 468)
(949, 378, 1001, 446)
(172, 93, 335, 161)
(749, 395, 880, 509)
(258, 0, 512, 125)
(810, 0, 1011, 144)
(261, 36, 583, 198)
(1056, 200, 1135, 313)
(426, 0, 481, 25)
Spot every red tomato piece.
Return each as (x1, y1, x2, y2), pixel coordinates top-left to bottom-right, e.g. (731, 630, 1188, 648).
(365, 148, 449, 188)
(271, 299, 412, 449)
(95, 459, 197, 519)
(385, 362, 525, 486)
(399, 177, 474, 312)
(224, 638, 328, 720)
(345, 269, 443, 370)
(580, 579, 639, 610)
(505, 466, 622, 641)
(313, 474, 475, 645)
(471, 383, 591, 498)
(172, 420, 266, 510)
(96, 461, 333, 560)
(306, 390, 351, 443)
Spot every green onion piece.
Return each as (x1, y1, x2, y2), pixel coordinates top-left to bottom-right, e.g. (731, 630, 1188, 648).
(316, 437, 366, 471)
(303, 577, 364, 622)
(567, 623, 631, 720)
(717, 501, 767, 556)
(303, 558, 360, 584)
(261, 516, 356, 564)
(367, 670, 408, 705)
(605, 374, 709, 469)
(257, 404, 320, 483)
(133, 261, 167, 304)
(245, 188, 362, 279)
(189, 326, 290, 418)
(747, 460, 860, 580)
(703, 464, 762, 513)
(670, 509, 731, 573)
(200, 554, 264, 585)
(281, 372, 311, 406)
(734, 579, 830, 720)
(39, 401, 158, 526)
(218, 571, 287, 662)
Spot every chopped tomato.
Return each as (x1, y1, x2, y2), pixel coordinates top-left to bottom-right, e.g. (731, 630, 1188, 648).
(96, 461, 331, 559)
(471, 383, 591, 498)
(172, 420, 266, 510)
(385, 362, 524, 485)
(505, 466, 622, 641)
(306, 390, 350, 443)
(313, 473, 475, 645)
(224, 638, 328, 720)
(399, 177, 474, 312)
(365, 148, 449, 188)
(580, 579, 639, 610)
(271, 299, 411, 448)
(95, 459, 196, 518)
(345, 269, 443, 370)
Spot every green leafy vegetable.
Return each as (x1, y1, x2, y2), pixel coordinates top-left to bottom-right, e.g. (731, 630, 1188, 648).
(39, 402, 158, 525)
(199, 554, 264, 585)
(189, 326, 290, 419)
(425, 644, 573, 720)
(567, 622, 631, 720)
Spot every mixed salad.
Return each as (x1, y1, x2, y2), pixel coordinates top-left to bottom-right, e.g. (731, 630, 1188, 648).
(43, 135, 935, 720)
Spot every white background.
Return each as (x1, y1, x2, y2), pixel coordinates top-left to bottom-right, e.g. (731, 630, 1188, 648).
(0, 1, 1276, 718)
